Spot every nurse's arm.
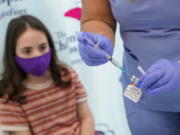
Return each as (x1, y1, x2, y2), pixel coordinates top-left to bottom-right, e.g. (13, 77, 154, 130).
(81, 0, 117, 45)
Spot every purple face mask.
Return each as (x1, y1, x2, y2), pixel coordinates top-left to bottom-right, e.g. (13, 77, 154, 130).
(15, 50, 52, 76)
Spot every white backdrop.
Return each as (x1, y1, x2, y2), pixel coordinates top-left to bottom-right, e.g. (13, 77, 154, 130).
(0, 0, 131, 135)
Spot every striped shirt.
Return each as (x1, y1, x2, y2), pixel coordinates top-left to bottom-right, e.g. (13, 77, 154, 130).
(0, 68, 87, 135)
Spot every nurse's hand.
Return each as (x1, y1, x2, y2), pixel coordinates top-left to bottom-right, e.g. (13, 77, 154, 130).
(137, 59, 180, 95)
(77, 32, 113, 66)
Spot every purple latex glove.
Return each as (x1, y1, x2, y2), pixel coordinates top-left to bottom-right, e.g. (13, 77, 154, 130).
(77, 32, 113, 66)
(137, 59, 180, 95)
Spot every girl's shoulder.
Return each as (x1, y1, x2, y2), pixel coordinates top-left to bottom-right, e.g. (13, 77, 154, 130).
(0, 95, 21, 110)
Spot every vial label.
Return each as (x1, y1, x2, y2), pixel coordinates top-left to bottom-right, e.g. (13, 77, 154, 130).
(124, 84, 142, 103)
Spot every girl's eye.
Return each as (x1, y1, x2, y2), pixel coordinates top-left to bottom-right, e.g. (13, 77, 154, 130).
(23, 49, 31, 55)
(39, 45, 47, 51)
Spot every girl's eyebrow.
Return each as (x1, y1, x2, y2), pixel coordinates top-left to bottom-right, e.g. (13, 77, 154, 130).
(21, 42, 48, 50)
(21, 46, 32, 50)
(38, 42, 47, 46)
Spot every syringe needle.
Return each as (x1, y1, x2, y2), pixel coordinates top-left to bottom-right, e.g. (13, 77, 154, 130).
(84, 36, 127, 72)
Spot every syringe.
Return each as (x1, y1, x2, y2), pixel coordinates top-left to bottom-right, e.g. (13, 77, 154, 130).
(84, 37, 127, 73)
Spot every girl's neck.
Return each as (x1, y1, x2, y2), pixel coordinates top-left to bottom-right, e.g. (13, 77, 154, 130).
(25, 70, 52, 84)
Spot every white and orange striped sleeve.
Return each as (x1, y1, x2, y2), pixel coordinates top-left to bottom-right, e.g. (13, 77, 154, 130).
(0, 99, 30, 132)
(69, 68, 88, 104)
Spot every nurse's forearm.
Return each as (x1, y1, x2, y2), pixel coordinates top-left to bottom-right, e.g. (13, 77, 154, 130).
(81, 20, 116, 45)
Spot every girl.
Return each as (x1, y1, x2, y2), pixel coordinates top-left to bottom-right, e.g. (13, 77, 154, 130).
(0, 15, 94, 135)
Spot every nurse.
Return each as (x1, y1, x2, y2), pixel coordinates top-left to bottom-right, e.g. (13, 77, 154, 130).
(77, 0, 180, 135)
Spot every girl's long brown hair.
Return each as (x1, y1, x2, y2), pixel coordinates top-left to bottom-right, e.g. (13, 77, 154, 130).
(0, 15, 71, 103)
